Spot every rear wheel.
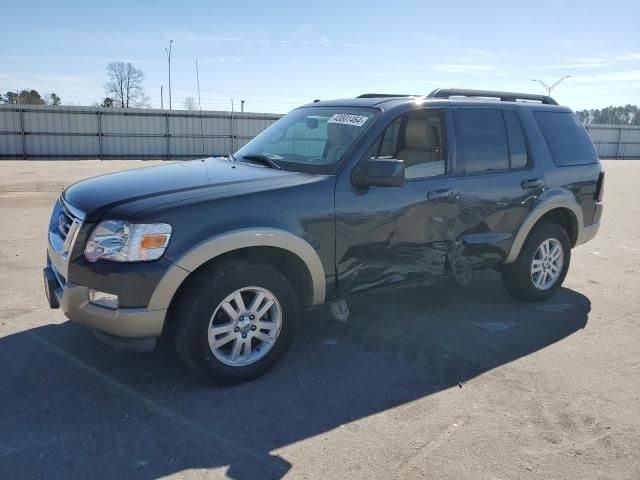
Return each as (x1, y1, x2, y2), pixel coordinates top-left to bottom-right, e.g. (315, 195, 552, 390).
(501, 222, 571, 302)
(173, 260, 300, 383)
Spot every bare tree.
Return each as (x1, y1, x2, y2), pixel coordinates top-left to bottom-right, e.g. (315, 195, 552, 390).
(104, 62, 149, 108)
(183, 96, 197, 110)
(46, 93, 62, 105)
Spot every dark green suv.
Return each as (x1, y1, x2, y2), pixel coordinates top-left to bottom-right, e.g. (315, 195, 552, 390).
(44, 88, 604, 383)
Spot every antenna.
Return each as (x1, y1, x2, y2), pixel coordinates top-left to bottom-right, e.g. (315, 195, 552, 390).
(230, 99, 235, 153)
(195, 58, 205, 157)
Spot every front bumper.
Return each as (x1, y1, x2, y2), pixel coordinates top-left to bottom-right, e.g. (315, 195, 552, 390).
(45, 197, 167, 351)
(44, 268, 166, 339)
(44, 264, 166, 350)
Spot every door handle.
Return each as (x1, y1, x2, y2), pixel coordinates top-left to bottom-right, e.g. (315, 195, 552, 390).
(427, 189, 458, 201)
(521, 178, 545, 190)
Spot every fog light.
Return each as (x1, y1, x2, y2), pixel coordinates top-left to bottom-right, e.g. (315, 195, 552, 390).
(89, 289, 119, 310)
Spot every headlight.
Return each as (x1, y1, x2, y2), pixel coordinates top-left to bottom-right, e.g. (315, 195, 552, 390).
(84, 220, 172, 263)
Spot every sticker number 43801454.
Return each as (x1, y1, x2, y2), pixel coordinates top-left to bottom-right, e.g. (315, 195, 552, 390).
(327, 114, 369, 127)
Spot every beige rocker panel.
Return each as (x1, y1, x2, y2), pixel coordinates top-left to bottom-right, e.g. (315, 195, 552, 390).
(148, 228, 327, 310)
(504, 190, 585, 264)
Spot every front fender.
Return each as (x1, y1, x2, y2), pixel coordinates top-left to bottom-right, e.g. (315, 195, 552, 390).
(147, 228, 326, 310)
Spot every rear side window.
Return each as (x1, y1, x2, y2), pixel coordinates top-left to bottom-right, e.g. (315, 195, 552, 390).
(503, 110, 528, 168)
(535, 112, 598, 165)
(457, 109, 509, 173)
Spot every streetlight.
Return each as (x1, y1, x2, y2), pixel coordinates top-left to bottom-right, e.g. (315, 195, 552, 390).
(531, 75, 571, 96)
(165, 40, 173, 110)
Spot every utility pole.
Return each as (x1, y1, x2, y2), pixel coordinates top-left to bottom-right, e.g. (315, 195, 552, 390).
(165, 40, 173, 110)
(531, 75, 571, 96)
(160, 86, 164, 110)
(195, 58, 205, 156)
(230, 99, 235, 153)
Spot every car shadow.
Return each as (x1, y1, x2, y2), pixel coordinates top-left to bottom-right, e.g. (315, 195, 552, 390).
(0, 271, 590, 479)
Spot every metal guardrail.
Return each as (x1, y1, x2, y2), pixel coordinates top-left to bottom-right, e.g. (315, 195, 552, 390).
(0, 105, 283, 160)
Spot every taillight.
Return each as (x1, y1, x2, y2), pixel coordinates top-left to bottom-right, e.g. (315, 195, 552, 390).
(596, 171, 605, 202)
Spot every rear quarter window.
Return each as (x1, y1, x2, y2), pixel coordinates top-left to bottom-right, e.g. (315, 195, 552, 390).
(535, 111, 598, 166)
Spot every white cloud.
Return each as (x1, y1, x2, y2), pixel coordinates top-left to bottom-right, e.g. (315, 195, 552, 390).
(572, 69, 640, 84)
(185, 33, 382, 49)
(534, 53, 640, 70)
(433, 64, 496, 74)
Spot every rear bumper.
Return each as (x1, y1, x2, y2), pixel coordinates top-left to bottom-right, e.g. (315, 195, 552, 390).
(577, 201, 603, 245)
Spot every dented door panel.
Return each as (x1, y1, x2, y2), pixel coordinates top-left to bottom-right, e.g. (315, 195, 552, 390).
(334, 176, 461, 295)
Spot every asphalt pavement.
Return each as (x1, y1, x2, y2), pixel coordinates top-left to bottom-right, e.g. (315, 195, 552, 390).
(0, 160, 638, 479)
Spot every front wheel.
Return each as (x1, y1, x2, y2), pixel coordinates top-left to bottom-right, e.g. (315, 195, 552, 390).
(501, 222, 571, 302)
(172, 261, 300, 383)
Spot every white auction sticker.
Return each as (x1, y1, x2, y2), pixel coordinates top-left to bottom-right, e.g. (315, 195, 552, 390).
(328, 114, 369, 127)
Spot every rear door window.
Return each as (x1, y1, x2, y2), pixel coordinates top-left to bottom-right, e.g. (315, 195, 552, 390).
(535, 112, 598, 165)
(456, 108, 509, 173)
(503, 110, 528, 169)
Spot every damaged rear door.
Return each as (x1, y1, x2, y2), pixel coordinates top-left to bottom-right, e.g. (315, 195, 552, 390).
(334, 107, 462, 295)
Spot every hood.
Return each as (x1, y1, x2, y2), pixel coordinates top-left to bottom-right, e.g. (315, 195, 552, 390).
(63, 158, 310, 220)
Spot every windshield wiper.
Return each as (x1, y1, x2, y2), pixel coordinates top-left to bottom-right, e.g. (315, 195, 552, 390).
(240, 154, 283, 170)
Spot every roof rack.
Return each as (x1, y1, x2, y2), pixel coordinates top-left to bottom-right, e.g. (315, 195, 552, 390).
(357, 93, 417, 98)
(427, 88, 558, 105)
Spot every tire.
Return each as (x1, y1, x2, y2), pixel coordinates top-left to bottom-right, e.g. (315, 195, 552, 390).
(501, 222, 571, 302)
(172, 260, 300, 383)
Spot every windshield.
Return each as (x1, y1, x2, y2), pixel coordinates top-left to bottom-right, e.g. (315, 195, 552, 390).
(235, 106, 377, 173)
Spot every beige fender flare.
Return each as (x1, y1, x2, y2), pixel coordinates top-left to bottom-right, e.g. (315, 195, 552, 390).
(504, 191, 584, 264)
(147, 228, 326, 310)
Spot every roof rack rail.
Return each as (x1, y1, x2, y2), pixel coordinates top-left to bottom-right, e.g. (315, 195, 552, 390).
(427, 88, 558, 105)
(357, 93, 417, 98)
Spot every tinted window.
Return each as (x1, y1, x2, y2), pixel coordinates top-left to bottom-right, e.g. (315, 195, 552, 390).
(369, 109, 446, 179)
(370, 118, 401, 158)
(535, 112, 598, 165)
(457, 109, 509, 173)
(503, 110, 528, 168)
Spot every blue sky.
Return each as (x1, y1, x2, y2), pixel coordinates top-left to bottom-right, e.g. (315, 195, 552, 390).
(1, 0, 638, 112)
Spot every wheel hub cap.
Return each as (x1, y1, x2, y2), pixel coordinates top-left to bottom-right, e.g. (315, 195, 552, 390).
(531, 238, 564, 291)
(207, 286, 282, 367)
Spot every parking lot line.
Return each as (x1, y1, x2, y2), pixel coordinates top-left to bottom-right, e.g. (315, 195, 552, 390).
(27, 330, 284, 475)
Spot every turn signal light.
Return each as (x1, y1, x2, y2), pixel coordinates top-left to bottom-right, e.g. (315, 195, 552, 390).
(141, 234, 170, 249)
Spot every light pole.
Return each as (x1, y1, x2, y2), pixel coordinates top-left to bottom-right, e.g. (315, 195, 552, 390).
(165, 40, 173, 110)
(531, 75, 571, 96)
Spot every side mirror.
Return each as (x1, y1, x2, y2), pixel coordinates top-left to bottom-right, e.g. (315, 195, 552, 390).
(352, 158, 405, 188)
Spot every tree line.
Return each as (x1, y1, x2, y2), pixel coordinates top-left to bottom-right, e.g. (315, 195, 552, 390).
(2, 61, 197, 111)
(0, 90, 61, 105)
(4, 69, 638, 120)
(575, 105, 640, 125)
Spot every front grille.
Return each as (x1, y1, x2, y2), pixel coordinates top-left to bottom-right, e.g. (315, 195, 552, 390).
(49, 198, 82, 257)
(57, 203, 75, 242)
